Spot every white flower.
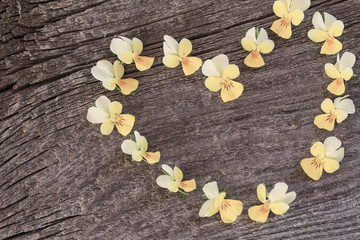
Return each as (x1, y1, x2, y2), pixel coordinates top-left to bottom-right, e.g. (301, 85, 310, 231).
(156, 164, 196, 193)
(121, 130, 160, 164)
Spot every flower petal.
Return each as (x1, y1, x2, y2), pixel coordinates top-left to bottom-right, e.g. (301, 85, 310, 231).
(163, 54, 180, 68)
(241, 37, 257, 52)
(334, 96, 355, 114)
(339, 52, 356, 71)
(205, 77, 223, 92)
(173, 166, 183, 183)
(199, 199, 213, 217)
(268, 182, 288, 202)
(325, 63, 340, 79)
(118, 78, 139, 95)
(273, 0, 288, 18)
(310, 142, 325, 158)
(222, 64, 240, 79)
(100, 119, 115, 135)
(115, 114, 135, 136)
(211, 54, 229, 75)
(179, 179, 196, 192)
(289, 9, 304, 26)
(95, 96, 111, 114)
(269, 202, 289, 215)
(312, 11, 327, 30)
(178, 38, 192, 57)
(257, 183, 267, 203)
(307, 29, 327, 42)
(132, 38, 143, 56)
(220, 199, 243, 223)
(221, 80, 244, 102)
(121, 139, 138, 155)
(335, 109, 348, 123)
(202, 59, 221, 77)
(290, 0, 310, 11)
(327, 78, 345, 96)
(181, 57, 202, 76)
(323, 158, 340, 173)
(314, 114, 335, 131)
(156, 175, 174, 189)
(257, 28, 269, 44)
(131, 150, 143, 162)
(91, 60, 114, 81)
(277, 191, 296, 204)
(138, 135, 148, 152)
(143, 151, 160, 164)
(327, 147, 344, 162)
(163, 35, 179, 55)
(324, 12, 338, 29)
(87, 107, 109, 124)
(110, 38, 133, 63)
(328, 20, 344, 37)
(113, 60, 124, 79)
(324, 136, 342, 156)
(271, 18, 292, 39)
(245, 27, 257, 43)
(248, 205, 270, 223)
(259, 39, 275, 54)
(244, 51, 265, 68)
(109, 101, 123, 116)
(134, 56, 154, 71)
(321, 98, 335, 113)
(301, 157, 323, 181)
(321, 37, 342, 55)
(341, 68, 353, 81)
(161, 164, 174, 179)
(202, 181, 219, 199)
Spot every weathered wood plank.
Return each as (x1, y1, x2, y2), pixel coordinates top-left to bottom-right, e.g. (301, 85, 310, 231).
(1, 0, 360, 239)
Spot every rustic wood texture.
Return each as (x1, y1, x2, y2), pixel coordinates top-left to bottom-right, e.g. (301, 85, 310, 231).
(1, 0, 360, 239)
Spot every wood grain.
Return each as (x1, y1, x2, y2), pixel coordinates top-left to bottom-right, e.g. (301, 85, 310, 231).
(1, 0, 360, 239)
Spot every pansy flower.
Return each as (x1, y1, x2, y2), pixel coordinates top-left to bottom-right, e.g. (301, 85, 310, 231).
(156, 164, 196, 193)
(314, 95, 355, 131)
(308, 12, 344, 55)
(86, 96, 135, 136)
(325, 52, 356, 95)
(241, 27, 275, 68)
(301, 136, 344, 181)
(121, 130, 160, 164)
(199, 181, 243, 223)
(91, 60, 139, 95)
(202, 54, 243, 102)
(110, 36, 154, 71)
(271, 0, 311, 39)
(248, 182, 296, 223)
(162, 35, 203, 75)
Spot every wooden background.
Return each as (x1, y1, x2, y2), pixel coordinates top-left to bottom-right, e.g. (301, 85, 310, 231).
(1, 0, 359, 239)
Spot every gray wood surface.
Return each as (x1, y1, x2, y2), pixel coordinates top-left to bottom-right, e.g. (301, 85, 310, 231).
(1, 0, 359, 239)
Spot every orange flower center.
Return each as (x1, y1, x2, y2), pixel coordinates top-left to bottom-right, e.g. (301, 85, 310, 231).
(335, 77, 344, 85)
(280, 17, 291, 27)
(311, 157, 323, 169)
(114, 115, 125, 126)
(223, 79, 233, 90)
(250, 50, 261, 59)
(220, 199, 230, 211)
(181, 57, 190, 66)
(325, 36, 335, 46)
(259, 204, 269, 215)
(325, 114, 336, 124)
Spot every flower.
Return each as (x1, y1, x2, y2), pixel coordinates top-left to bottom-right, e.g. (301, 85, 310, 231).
(314, 95, 355, 131)
(110, 36, 154, 71)
(91, 60, 139, 95)
(271, 0, 311, 39)
(325, 52, 356, 95)
(248, 182, 296, 223)
(86, 96, 135, 136)
(156, 164, 196, 193)
(301, 136, 344, 181)
(199, 181, 243, 223)
(240, 27, 275, 68)
(202, 54, 243, 102)
(308, 12, 344, 55)
(121, 130, 160, 164)
(162, 35, 203, 75)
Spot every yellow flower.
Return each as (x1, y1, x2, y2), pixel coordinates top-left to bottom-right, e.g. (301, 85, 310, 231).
(162, 35, 203, 75)
(110, 36, 154, 71)
(248, 182, 296, 223)
(325, 52, 356, 95)
(86, 96, 135, 136)
(91, 60, 139, 95)
(201, 54, 243, 102)
(308, 12, 344, 55)
(199, 181, 243, 223)
(314, 95, 355, 131)
(270, 0, 311, 39)
(121, 130, 160, 164)
(156, 164, 196, 193)
(240, 27, 275, 68)
(301, 137, 344, 181)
